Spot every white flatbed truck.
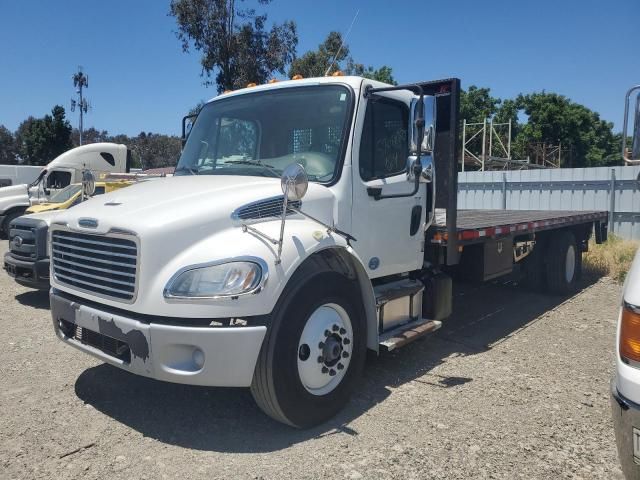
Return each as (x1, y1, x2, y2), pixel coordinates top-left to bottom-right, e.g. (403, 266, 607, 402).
(48, 76, 608, 427)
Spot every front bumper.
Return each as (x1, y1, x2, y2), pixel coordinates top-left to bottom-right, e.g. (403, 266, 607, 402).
(611, 378, 640, 480)
(3, 252, 50, 289)
(50, 290, 267, 387)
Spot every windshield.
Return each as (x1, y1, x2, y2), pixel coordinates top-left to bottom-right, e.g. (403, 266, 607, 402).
(49, 184, 82, 203)
(175, 85, 352, 183)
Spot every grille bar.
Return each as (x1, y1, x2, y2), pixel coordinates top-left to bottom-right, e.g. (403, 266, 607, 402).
(51, 240, 137, 259)
(51, 248, 137, 269)
(54, 264, 136, 287)
(52, 230, 138, 302)
(52, 256, 136, 277)
(52, 234, 137, 250)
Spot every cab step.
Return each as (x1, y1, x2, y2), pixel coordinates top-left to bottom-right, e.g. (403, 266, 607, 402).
(379, 318, 442, 352)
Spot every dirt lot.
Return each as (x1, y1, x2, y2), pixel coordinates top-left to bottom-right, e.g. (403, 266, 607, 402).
(0, 239, 624, 479)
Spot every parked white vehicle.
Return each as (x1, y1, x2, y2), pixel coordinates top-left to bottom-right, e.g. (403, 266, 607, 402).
(0, 143, 131, 237)
(611, 84, 640, 479)
(49, 75, 607, 428)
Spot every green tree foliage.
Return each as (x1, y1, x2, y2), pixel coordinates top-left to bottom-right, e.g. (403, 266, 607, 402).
(170, 0, 298, 92)
(290, 31, 397, 84)
(461, 85, 620, 167)
(289, 31, 349, 78)
(71, 127, 110, 146)
(515, 92, 618, 167)
(0, 125, 18, 164)
(460, 86, 500, 124)
(346, 62, 396, 85)
(15, 106, 73, 166)
(131, 132, 182, 169)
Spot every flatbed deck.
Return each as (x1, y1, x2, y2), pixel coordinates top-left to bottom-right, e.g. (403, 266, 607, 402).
(432, 209, 608, 244)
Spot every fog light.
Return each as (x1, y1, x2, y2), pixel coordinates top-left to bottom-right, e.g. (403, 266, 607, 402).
(192, 348, 205, 369)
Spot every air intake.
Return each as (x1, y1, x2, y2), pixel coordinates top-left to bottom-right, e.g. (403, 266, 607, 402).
(232, 196, 301, 221)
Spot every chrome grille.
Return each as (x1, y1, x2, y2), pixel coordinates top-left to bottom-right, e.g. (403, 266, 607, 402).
(51, 230, 137, 301)
(233, 196, 301, 220)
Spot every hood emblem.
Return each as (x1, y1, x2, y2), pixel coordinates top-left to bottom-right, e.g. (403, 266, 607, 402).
(13, 236, 23, 248)
(78, 218, 99, 229)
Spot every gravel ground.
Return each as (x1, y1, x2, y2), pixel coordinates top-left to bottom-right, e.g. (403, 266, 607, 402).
(0, 239, 624, 479)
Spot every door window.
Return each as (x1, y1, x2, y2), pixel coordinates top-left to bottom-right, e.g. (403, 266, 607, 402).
(46, 171, 72, 189)
(359, 98, 409, 181)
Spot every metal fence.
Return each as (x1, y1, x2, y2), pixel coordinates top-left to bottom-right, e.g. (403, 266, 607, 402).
(458, 166, 640, 240)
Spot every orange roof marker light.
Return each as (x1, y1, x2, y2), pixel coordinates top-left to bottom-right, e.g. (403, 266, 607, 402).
(331, 70, 344, 77)
(291, 74, 303, 80)
(246, 83, 257, 88)
(268, 78, 278, 84)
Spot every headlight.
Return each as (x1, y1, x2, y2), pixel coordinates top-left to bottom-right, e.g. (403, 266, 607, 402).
(164, 260, 265, 299)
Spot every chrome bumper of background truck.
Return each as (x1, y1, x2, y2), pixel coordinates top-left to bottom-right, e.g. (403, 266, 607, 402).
(611, 379, 640, 480)
(50, 290, 266, 387)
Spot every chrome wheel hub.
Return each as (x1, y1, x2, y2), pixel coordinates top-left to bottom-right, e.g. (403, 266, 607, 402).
(297, 303, 353, 396)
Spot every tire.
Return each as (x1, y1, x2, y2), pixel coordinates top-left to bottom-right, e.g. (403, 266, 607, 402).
(1, 210, 23, 239)
(545, 230, 581, 295)
(251, 269, 366, 428)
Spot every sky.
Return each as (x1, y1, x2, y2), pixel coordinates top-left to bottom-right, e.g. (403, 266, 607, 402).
(1, 0, 639, 137)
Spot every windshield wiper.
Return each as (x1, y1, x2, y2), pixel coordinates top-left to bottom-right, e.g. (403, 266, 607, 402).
(223, 159, 276, 169)
(175, 166, 198, 175)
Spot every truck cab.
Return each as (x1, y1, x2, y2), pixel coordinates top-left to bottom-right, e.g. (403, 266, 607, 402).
(0, 143, 132, 237)
(48, 76, 603, 428)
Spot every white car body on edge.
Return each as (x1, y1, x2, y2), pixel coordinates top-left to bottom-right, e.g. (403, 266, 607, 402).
(612, 248, 640, 479)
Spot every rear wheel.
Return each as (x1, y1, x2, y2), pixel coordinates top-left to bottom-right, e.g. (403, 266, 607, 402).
(251, 272, 366, 428)
(545, 230, 581, 295)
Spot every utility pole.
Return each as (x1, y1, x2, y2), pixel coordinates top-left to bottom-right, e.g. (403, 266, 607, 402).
(71, 67, 89, 145)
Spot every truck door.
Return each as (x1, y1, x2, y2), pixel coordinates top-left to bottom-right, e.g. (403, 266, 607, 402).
(350, 89, 428, 278)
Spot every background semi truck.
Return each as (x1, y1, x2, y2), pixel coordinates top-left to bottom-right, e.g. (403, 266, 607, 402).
(0, 143, 132, 237)
(3, 179, 135, 289)
(48, 76, 607, 428)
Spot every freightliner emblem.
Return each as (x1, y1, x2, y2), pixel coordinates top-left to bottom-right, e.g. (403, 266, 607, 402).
(78, 218, 99, 228)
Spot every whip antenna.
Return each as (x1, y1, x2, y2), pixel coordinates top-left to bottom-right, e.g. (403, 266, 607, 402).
(324, 9, 360, 76)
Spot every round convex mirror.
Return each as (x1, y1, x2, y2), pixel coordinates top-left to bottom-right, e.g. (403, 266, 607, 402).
(281, 163, 309, 201)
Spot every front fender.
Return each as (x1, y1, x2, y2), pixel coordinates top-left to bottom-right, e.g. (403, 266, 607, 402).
(136, 218, 360, 319)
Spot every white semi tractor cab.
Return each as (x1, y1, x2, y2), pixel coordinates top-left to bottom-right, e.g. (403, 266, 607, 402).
(49, 76, 608, 427)
(0, 143, 132, 237)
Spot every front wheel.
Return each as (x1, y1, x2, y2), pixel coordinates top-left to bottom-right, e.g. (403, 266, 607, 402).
(251, 272, 366, 428)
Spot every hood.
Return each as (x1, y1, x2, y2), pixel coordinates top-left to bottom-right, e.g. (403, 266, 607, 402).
(0, 184, 29, 212)
(22, 209, 61, 226)
(0, 184, 28, 198)
(52, 175, 336, 237)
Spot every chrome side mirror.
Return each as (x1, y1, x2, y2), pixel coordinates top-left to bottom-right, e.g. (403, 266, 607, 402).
(410, 96, 436, 155)
(81, 170, 96, 200)
(406, 155, 434, 183)
(281, 163, 309, 201)
(623, 85, 640, 164)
